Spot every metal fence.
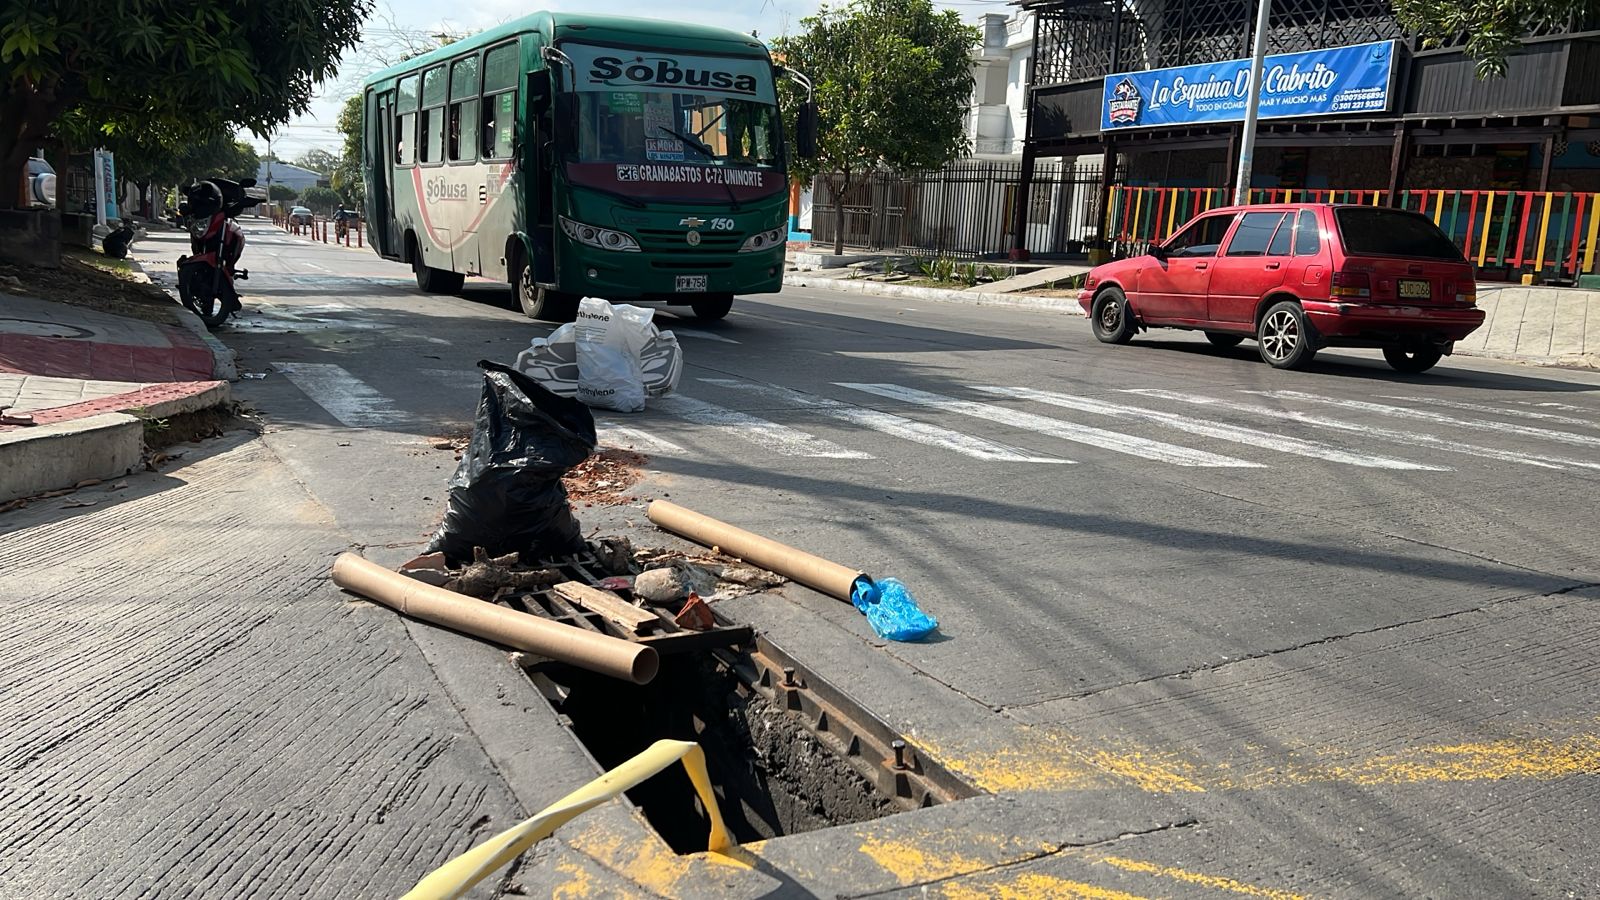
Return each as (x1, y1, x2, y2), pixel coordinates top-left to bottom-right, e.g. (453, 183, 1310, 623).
(1108, 185, 1600, 281)
(811, 161, 1105, 259)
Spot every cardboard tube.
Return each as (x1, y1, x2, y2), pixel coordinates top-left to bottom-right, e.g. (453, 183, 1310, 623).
(647, 500, 864, 601)
(332, 553, 658, 684)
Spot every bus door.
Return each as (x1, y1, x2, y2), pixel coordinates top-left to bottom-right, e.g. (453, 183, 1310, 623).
(372, 90, 398, 257)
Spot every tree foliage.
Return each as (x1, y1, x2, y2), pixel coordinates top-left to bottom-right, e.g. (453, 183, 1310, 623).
(771, 0, 976, 253)
(0, 0, 372, 209)
(269, 183, 298, 203)
(332, 94, 365, 209)
(300, 184, 341, 214)
(1393, 0, 1595, 78)
(109, 130, 259, 186)
(295, 148, 339, 174)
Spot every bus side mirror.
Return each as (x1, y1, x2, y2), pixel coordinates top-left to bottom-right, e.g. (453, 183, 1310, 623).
(796, 101, 818, 160)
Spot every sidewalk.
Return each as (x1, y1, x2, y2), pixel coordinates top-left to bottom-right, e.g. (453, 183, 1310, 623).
(1, 290, 230, 503)
(785, 267, 1600, 368)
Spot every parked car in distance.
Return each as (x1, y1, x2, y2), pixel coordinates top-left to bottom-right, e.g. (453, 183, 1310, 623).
(288, 206, 314, 225)
(24, 157, 56, 209)
(1078, 204, 1485, 373)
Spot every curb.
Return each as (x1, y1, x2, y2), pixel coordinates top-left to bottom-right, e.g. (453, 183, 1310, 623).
(126, 257, 239, 382)
(0, 413, 143, 503)
(783, 273, 1088, 315)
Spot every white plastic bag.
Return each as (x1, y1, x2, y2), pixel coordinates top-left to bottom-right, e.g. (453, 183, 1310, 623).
(514, 300, 683, 409)
(573, 298, 653, 412)
(513, 323, 578, 397)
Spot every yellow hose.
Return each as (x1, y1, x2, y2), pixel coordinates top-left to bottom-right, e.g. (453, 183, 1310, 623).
(403, 740, 732, 900)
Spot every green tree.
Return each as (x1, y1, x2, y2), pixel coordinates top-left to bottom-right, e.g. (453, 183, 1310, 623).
(331, 94, 365, 209)
(0, 0, 371, 211)
(1393, 0, 1595, 78)
(115, 132, 259, 186)
(300, 184, 340, 214)
(295, 148, 339, 174)
(269, 183, 299, 203)
(772, 0, 976, 254)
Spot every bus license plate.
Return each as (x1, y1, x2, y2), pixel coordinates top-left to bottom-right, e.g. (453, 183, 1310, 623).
(675, 275, 708, 292)
(1398, 279, 1432, 300)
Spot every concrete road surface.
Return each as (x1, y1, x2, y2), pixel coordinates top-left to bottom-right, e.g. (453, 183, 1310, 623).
(8, 216, 1596, 898)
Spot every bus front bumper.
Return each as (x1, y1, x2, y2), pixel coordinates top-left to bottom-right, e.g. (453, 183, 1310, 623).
(564, 249, 785, 300)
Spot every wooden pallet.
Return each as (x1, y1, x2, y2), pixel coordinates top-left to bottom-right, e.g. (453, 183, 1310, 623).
(499, 552, 752, 670)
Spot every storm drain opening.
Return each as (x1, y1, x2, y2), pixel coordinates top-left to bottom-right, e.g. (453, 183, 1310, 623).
(523, 637, 979, 854)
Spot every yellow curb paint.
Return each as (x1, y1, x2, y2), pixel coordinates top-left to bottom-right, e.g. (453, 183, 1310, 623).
(918, 729, 1600, 795)
(1095, 856, 1309, 900)
(859, 837, 991, 884)
(942, 873, 1152, 900)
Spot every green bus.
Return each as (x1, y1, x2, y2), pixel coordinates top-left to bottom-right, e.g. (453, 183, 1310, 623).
(360, 13, 812, 322)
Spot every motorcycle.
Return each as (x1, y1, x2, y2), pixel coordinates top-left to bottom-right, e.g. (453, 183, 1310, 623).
(176, 177, 258, 328)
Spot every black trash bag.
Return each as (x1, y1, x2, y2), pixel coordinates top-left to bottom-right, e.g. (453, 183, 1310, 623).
(425, 360, 597, 566)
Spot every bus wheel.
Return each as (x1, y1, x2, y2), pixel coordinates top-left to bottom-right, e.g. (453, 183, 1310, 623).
(515, 260, 579, 322)
(413, 254, 464, 294)
(690, 293, 734, 320)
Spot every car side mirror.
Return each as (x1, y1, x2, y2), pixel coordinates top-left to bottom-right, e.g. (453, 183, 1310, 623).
(1150, 242, 1169, 260)
(796, 101, 818, 160)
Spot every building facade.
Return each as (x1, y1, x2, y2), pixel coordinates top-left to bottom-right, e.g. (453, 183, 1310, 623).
(1008, 0, 1600, 276)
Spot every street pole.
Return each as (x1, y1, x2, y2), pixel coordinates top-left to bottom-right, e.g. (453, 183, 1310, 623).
(1232, 0, 1272, 205)
(266, 134, 274, 217)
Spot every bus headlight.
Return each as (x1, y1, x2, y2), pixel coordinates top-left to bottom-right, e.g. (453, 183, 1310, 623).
(739, 227, 785, 253)
(559, 216, 640, 252)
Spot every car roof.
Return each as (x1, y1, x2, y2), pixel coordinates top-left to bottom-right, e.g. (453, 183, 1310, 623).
(1195, 202, 1425, 215)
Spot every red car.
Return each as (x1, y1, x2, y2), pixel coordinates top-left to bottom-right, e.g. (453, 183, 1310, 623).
(1078, 203, 1485, 373)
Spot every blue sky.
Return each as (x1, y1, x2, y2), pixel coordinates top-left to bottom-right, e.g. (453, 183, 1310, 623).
(252, 0, 1011, 160)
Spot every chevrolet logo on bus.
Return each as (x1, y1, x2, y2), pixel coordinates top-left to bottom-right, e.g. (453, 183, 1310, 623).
(588, 55, 759, 96)
(678, 217, 706, 228)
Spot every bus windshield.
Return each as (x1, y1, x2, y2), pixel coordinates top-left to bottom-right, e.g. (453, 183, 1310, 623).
(576, 92, 780, 169)
(558, 43, 784, 201)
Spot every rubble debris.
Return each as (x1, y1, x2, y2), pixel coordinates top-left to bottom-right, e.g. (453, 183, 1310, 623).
(451, 547, 563, 598)
(563, 447, 648, 505)
(633, 566, 691, 603)
(673, 593, 715, 631)
(552, 582, 661, 634)
(592, 536, 636, 575)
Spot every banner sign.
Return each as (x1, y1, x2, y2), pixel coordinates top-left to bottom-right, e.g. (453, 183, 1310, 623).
(1101, 40, 1396, 131)
(562, 43, 776, 105)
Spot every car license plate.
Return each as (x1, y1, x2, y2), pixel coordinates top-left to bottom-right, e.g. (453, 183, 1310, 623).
(675, 275, 708, 292)
(1398, 279, 1432, 300)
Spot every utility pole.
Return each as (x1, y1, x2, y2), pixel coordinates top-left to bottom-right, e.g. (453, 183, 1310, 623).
(1232, 0, 1272, 205)
(266, 134, 275, 210)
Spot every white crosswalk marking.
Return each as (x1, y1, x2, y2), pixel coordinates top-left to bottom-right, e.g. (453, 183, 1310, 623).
(273, 362, 409, 427)
(1378, 394, 1600, 430)
(701, 379, 1071, 464)
(670, 328, 740, 344)
(596, 422, 686, 455)
(1126, 389, 1600, 471)
(653, 395, 873, 459)
(979, 386, 1445, 471)
(1251, 390, 1600, 450)
(837, 383, 1262, 467)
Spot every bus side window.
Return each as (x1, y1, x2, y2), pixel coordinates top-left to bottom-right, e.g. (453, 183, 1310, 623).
(419, 65, 447, 164)
(396, 74, 420, 166)
(449, 55, 480, 163)
(481, 43, 518, 160)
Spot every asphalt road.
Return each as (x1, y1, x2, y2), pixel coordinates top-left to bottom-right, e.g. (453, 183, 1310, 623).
(135, 218, 1600, 897)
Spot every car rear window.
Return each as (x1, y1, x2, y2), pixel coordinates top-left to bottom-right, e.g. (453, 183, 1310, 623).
(1335, 208, 1463, 260)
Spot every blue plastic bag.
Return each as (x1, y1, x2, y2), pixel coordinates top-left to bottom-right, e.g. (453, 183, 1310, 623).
(850, 577, 939, 642)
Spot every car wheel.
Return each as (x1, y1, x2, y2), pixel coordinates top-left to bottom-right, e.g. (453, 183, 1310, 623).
(1257, 301, 1317, 370)
(414, 253, 464, 294)
(1383, 345, 1443, 373)
(515, 258, 578, 322)
(1205, 331, 1244, 349)
(1090, 287, 1136, 344)
(689, 293, 734, 320)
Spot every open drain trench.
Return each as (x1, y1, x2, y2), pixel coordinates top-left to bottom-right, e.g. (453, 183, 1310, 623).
(499, 551, 979, 852)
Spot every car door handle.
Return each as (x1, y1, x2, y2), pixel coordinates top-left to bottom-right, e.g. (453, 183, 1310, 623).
(1194, 262, 1209, 270)
(1265, 261, 1281, 270)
